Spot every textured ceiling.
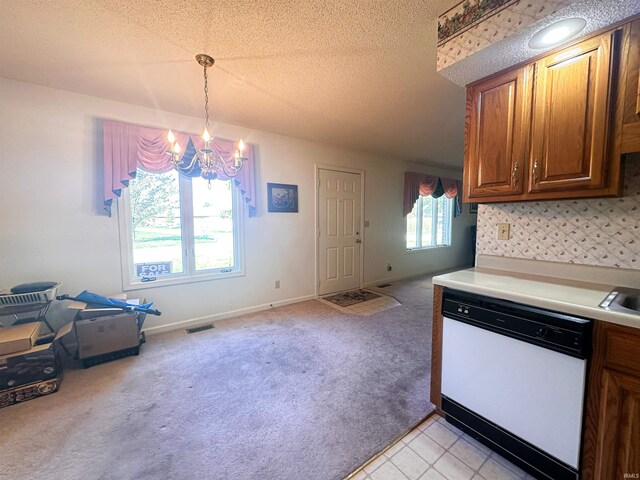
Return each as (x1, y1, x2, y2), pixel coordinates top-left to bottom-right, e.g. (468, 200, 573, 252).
(0, 0, 466, 169)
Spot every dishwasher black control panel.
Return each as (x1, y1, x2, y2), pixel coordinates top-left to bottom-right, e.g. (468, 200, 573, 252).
(442, 288, 591, 359)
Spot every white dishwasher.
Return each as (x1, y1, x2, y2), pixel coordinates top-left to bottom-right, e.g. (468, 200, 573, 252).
(441, 288, 591, 480)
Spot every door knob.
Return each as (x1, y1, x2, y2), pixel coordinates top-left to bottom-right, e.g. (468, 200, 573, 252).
(355, 239, 362, 244)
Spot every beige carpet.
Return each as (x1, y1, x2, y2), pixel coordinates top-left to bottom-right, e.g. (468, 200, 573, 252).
(0, 275, 436, 480)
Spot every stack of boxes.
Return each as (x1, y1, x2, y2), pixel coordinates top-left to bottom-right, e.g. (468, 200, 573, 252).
(0, 293, 149, 408)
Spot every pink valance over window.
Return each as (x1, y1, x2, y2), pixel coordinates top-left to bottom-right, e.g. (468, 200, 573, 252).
(103, 119, 257, 216)
(403, 172, 461, 217)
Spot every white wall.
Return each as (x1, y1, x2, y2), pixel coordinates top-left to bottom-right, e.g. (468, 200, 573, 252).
(0, 78, 475, 332)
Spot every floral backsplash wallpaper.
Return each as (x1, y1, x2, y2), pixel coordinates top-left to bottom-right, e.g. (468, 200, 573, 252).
(476, 156, 640, 269)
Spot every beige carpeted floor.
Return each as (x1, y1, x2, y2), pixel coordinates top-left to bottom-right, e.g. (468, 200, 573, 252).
(0, 275, 436, 480)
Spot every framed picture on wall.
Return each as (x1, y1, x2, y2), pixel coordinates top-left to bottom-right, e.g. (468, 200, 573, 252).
(267, 183, 298, 213)
(469, 203, 478, 214)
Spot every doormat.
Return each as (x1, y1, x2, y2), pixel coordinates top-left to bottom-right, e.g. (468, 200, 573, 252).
(322, 289, 381, 307)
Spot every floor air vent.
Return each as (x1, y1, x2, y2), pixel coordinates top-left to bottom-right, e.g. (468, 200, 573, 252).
(186, 324, 214, 334)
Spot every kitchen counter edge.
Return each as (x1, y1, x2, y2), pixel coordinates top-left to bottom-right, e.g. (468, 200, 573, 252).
(432, 268, 640, 330)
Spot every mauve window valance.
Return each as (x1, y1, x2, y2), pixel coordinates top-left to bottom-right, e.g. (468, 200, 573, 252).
(102, 119, 257, 217)
(403, 172, 461, 217)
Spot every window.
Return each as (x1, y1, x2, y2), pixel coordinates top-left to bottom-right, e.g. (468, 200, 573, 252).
(118, 168, 244, 290)
(406, 195, 452, 250)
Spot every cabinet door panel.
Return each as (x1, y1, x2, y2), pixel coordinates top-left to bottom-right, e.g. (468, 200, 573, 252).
(464, 66, 531, 200)
(529, 32, 617, 193)
(595, 369, 640, 479)
(545, 55, 593, 178)
(478, 83, 515, 183)
(621, 19, 640, 154)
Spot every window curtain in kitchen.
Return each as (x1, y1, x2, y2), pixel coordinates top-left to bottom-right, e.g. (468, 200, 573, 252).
(102, 119, 256, 217)
(403, 172, 462, 217)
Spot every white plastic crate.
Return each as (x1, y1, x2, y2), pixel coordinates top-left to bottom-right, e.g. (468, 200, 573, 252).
(0, 283, 60, 311)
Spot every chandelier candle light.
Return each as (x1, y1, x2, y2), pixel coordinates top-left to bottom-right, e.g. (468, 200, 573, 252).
(166, 54, 246, 187)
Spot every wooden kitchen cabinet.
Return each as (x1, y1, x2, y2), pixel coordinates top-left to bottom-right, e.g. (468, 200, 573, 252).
(463, 25, 629, 203)
(582, 321, 640, 480)
(464, 66, 531, 198)
(528, 32, 618, 194)
(621, 19, 640, 154)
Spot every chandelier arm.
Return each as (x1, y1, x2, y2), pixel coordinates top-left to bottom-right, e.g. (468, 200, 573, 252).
(216, 154, 243, 177)
(184, 153, 200, 171)
(170, 150, 200, 171)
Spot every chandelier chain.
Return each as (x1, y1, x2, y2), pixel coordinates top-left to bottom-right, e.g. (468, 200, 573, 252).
(203, 64, 210, 131)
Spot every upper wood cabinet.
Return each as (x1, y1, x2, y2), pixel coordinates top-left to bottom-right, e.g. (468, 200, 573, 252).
(464, 66, 531, 198)
(463, 24, 632, 203)
(528, 33, 616, 193)
(621, 19, 640, 154)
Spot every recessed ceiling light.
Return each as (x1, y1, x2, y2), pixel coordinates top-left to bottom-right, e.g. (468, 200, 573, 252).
(528, 18, 587, 49)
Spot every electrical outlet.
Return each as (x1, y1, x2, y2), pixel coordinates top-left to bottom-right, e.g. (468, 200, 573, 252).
(498, 223, 511, 240)
(364, 220, 370, 228)
(387, 263, 392, 272)
(275, 280, 280, 289)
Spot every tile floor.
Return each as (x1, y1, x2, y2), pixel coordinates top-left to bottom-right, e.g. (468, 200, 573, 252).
(318, 293, 401, 316)
(347, 415, 537, 480)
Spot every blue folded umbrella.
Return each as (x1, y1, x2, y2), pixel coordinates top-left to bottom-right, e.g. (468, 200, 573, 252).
(57, 291, 161, 316)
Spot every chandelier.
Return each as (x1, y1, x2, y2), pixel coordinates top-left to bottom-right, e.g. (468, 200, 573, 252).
(166, 54, 246, 186)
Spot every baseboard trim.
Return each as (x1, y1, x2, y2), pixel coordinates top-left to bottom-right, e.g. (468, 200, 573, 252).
(143, 294, 317, 336)
(364, 266, 469, 289)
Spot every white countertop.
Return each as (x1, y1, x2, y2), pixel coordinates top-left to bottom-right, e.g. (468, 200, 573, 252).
(433, 267, 640, 329)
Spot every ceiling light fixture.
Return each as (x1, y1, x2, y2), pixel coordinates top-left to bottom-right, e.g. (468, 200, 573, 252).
(528, 18, 587, 49)
(166, 54, 246, 186)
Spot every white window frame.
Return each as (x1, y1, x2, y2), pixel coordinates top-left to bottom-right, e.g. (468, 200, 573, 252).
(406, 195, 453, 251)
(117, 174, 245, 291)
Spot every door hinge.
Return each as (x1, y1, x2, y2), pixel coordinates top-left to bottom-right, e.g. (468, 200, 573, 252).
(317, 229, 321, 238)
(317, 279, 320, 287)
(317, 178, 321, 187)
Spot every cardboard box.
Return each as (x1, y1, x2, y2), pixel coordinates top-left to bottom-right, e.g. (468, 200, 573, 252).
(0, 322, 41, 356)
(75, 312, 141, 360)
(0, 322, 72, 394)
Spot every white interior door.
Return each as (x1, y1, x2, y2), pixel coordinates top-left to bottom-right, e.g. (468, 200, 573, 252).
(317, 168, 362, 295)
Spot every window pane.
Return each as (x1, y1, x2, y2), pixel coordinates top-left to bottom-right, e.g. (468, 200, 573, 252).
(421, 196, 434, 247)
(436, 197, 445, 245)
(129, 169, 183, 276)
(406, 194, 453, 250)
(192, 178, 235, 270)
(406, 202, 418, 249)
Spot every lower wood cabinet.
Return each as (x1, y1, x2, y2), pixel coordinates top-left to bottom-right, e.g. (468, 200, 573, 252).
(582, 321, 640, 480)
